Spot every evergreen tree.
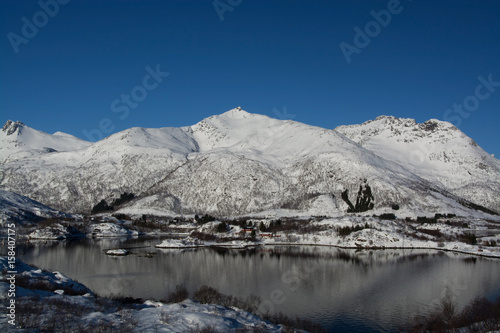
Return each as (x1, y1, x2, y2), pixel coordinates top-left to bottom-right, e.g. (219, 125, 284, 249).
(91, 199, 113, 214)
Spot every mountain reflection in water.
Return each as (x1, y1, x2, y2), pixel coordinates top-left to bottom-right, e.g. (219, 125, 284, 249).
(17, 238, 500, 332)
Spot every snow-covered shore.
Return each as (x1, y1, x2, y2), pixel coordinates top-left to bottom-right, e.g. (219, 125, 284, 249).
(20, 214, 499, 258)
(155, 237, 259, 250)
(28, 223, 74, 240)
(149, 216, 500, 259)
(155, 237, 205, 249)
(256, 216, 500, 259)
(89, 222, 139, 238)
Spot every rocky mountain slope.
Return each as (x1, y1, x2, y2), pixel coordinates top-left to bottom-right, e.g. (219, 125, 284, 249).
(0, 108, 498, 217)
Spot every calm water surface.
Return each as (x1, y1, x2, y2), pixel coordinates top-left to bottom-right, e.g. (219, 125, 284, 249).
(16, 237, 500, 332)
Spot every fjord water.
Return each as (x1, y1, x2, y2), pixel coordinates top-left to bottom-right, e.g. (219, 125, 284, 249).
(18, 238, 500, 332)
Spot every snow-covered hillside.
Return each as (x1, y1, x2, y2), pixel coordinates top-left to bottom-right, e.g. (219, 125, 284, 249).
(0, 109, 499, 217)
(0, 190, 67, 225)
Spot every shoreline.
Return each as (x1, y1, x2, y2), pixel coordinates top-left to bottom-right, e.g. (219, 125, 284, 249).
(5, 214, 500, 260)
(6, 232, 499, 259)
(262, 242, 500, 259)
(102, 235, 500, 259)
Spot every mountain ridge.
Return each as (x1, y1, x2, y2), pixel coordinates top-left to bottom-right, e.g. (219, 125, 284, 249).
(1, 108, 499, 217)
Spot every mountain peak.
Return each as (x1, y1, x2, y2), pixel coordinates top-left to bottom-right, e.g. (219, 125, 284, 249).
(375, 115, 398, 121)
(0, 120, 91, 164)
(219, 107, 251, 119)
(355, 116, 461, 134)
(196, 107, 274, 130)
(372, 115, 417, 126)
(2, 120, 25, 136)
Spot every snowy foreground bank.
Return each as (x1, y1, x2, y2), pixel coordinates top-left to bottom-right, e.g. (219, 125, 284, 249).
(0, 257, 290, 332)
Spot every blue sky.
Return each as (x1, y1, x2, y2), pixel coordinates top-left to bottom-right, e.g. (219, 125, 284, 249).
(1, 0, 499, 156)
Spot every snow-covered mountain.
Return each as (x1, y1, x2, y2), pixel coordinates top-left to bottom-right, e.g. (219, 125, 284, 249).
(0, 120, 92, 164)
(335, 116, 500, 214)
(0, 109, 498, 217)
